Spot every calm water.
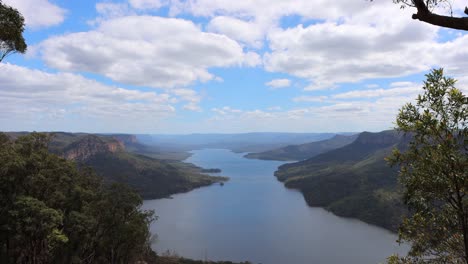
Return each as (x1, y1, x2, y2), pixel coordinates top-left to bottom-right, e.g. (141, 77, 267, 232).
(143, 149, 408, 264)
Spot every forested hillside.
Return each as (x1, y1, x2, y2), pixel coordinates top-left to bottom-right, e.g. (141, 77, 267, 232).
(6, 132, 227, 199)
(245, 134, 358, 161)
(0, 132, 156, 263)
(275, 130, 409, 231)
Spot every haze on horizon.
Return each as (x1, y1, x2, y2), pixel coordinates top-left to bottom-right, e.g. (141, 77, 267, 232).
(1, 0, 468, 134)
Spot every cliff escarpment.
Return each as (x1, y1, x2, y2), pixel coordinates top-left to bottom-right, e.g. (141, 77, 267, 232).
(63, 135, 125, 161)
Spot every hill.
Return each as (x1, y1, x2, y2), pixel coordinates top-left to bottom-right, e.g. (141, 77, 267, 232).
(275, 130, 408, 231)
(7, 132, 226, 199)
(245, 134, 358, 161)
(138, 132, 339, 153)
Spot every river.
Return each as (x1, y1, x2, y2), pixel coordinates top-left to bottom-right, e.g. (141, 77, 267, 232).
(142, 149, 408, 264)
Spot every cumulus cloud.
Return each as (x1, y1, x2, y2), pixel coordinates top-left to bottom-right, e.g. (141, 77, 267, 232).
(160, 0, 468, 92)
(0, 64, 176, 132)
(265, 78, 291, 89)
(129, 0, 167, 10)
(171, 88, 202, 111)
(205, 96, 408, 132)
(293, 96, 328, 102)
(261, 2, 468, 91)
(332, 84, 421, 99)
(206, 16, 265, 48)
(3, 0, 66, 29)
(37, 16, 260, 89)
(95, 2, 134, 19)
(205, 77, 429, 133)
(168, 0, 365, 24)
(264, 6, 440, 90)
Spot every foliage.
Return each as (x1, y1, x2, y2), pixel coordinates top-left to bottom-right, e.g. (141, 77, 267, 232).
(387, 69, 468, 263)
(0, 0, 27, 62)
(40, 132, 227, 199)
(0, 132, 155, 264)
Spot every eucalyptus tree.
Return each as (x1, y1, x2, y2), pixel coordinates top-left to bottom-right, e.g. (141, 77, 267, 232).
(388, 69, 468, 263)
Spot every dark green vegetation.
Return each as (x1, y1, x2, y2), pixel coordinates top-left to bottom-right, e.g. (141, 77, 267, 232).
(387, 69, 468, 263)
(200, 168, 222, 173)
(275, 130, 409, 231)
(245, 134, 358, 161)
(0, 132, 155, 263)
(6, 132, 227, 199)
(57, 133, 227, 199)
(157, 258, 249, 264)
(139, 132, 337, 153)
(0, 0, 26, 62)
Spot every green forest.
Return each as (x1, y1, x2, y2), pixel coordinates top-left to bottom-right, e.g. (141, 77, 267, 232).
(1, 0, 468, 263)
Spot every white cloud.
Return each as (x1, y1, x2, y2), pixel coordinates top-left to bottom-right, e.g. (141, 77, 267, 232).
(293, 96, 328, 102)
(162, 0, 375, 54)
(204, 95, 411, 132)
(37, 16, 260, 89)
(264, 10, 439, 90)
(129, 0, 167, 10)
(265, 78, 291, 89)
(332, 85, 421, 99)
(204, 76, 429, 132)
(96, 2, 134, 19)
(390, 81, 416, 87)
(207, 16, 265, 48)
(163, 0, 468, 93)
(171, 88, 202, 111)
(3, 0, 66, 29)
(0, 64, 176, 132)
(267, 106, 282, 111)
(168, 0, 366, 24)
(366, 84, 380, 89)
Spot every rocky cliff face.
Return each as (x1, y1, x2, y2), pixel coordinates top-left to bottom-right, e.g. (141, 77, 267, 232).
(63, 135, 124, 161)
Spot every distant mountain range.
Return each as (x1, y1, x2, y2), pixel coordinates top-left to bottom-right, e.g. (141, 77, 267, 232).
(244, 134, 358, 161)
(274, 130, 409, 231)
(137, 132, 347, 153)
(5, 132, 226, 199)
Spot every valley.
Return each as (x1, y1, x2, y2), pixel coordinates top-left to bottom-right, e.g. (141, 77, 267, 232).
(143, 149, 408, 264)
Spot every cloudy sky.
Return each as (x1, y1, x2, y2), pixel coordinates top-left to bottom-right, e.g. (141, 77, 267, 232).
(1, 0, 467, 133)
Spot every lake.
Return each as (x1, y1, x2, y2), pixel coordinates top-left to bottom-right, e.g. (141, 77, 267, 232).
(142, 149, 408, 264)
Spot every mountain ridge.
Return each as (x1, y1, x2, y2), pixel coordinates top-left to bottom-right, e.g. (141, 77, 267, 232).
(245, 134, 358, 161)
(4, 131, 226, 199)
(275, 130, 408, 231)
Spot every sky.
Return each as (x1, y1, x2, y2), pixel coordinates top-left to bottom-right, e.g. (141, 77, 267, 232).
(1, 0, 467, 134)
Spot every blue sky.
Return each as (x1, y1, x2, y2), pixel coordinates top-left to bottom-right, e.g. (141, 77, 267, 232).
(1, 0, 467, 133)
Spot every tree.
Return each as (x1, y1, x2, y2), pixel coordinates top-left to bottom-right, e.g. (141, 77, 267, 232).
(388, 69, 468, 263)
(0, 133, 156, 263)
(0, 0, 27, 62)
(391, 0, 468, 31)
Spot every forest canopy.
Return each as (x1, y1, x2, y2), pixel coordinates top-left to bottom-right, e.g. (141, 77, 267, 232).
(0, 132, 156, 264)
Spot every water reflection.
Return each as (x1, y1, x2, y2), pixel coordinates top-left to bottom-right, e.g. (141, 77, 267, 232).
(143, 149, 408, 264)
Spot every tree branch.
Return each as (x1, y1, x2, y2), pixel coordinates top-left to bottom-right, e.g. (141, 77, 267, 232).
(411, 0, 468, 31)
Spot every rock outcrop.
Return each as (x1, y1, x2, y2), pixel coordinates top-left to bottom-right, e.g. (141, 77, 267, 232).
(63, 135, 124, 161)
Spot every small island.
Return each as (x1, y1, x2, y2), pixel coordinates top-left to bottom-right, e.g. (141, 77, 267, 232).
(201, 168, 222, 173)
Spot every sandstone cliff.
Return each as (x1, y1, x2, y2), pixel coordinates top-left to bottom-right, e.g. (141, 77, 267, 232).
(63, 135, 125, 161)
